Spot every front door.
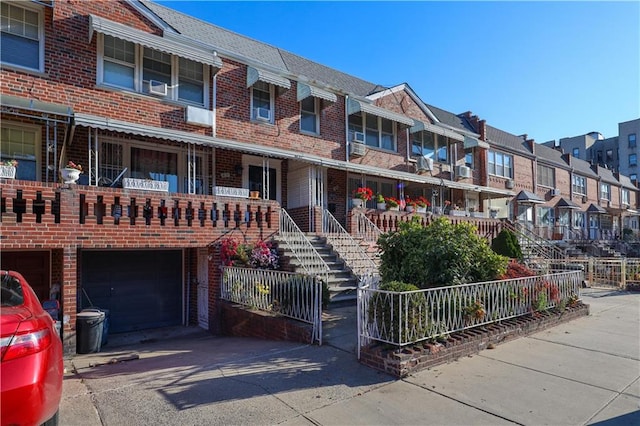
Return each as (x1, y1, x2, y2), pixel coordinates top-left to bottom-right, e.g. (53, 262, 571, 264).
(197, 248, 209, 330)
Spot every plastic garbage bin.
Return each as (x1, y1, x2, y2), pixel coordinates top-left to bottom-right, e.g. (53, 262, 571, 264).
(76, 310, 104, 354)
(82, 308, 110, 347)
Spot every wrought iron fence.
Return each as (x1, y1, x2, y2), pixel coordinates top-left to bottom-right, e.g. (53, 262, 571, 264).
(357, 271, 582, 351)
(221, 267, 323, 344)
(279, 209, 329, 284)
(534, 257, 640, 290)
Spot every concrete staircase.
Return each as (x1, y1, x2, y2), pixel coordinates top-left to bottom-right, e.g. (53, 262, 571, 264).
(273, 234, 359, 305)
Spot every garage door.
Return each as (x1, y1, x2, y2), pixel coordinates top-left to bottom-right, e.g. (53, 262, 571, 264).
(81, 250, 182, 333)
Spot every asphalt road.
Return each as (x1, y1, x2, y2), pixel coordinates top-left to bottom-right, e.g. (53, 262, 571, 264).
(61, 288, 640, 425)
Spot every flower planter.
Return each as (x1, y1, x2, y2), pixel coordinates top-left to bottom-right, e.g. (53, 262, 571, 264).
(249, 191, 260, 199)
(405, 206, 415, 213)
(0, 165, 16, 179)
(376, 202, 387, 210)
(388, 206, 399, 211)
(351, 198, 364, 208)
(416, 206, 427, 213)
(60, 167, 81, 184)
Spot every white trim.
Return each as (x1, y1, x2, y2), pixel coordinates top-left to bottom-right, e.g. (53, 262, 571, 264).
(0, 121, 42, 181)
(0, 1, 45, 73)
(242, 155, 282, 203)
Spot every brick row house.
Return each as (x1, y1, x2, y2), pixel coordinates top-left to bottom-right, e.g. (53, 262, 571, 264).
(1, 0, 637, 353)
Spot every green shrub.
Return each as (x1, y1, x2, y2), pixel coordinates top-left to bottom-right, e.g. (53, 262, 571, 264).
(378, 217, 508, 289)
(368, 281, 427, 343)
(491, 229, 523, 260)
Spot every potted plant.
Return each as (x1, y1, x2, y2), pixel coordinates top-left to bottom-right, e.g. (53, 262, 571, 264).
(405, 197, 416, 213)
(0, 159, 18, 179)
(415, 196, 430, 213)
(352, 186, 373, 208)
(60, 160, 83, 184)
(375, 193, 386, 210)
(385, 196, 400, 211)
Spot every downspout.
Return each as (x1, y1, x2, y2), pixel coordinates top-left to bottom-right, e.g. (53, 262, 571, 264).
(212, 65, 217, 138)
(345, 95, 350, 163)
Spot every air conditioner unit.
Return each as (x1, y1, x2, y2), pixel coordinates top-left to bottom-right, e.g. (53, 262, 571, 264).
(550, 188, 561, 196)
(582, 195, 588, 203)
(505, 179, 514, 189)
(416, 156, 433, 172)
(148, 80, 168, 96)
(350, 142, 366, 157)
(255, 107, 271, 121)
(456, 165, 472, 179)
(352, 131, 365, 143)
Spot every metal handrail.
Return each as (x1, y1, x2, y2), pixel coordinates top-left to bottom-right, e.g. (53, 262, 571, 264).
(504, 221, 566, 262)
(354, 211, 383, 245)
(322, 209, 378, 279)
(279, 209, 329, 284)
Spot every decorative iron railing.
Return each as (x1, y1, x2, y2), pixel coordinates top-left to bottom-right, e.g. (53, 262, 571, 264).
(221, 266, 323, 344)
(505, 221, 566, 263)
(278, 209, 329, 284)
(358, 271, 583, 350)
(322, 209, 378, 279)
(353, 211, 383, 245)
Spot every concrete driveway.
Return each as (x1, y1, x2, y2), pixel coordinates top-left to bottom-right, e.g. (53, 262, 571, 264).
(62, 289, 640, 425)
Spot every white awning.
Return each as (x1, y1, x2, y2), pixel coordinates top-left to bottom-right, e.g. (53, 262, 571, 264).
(73, 113, 513, 197)
(297, 82, 337, 103)
(347, 98, 414, 126)
(88, 15, 223, 70)
(247, 66, 291, 90)
(410, 120, 465, 142)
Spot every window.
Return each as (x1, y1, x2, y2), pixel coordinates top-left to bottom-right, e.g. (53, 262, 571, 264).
(99, 34, 208, 106)
(464, 149, 474, 168)
(349, 113, 396, 151)
(537, 164, 555, 188)
(0, 2, 43, 72)
(300, 97, 319, 134)
(622, 189, 630, 206)
(572, 147, 579, 158)
(572, 175, 586, 196)
(629, 153, 637, 167)
(596, 151, 603, 163)
(412, 131, 447, 162)
(537, 206, 555, 227)
(631, 173, 637, 183)
(251, 81, 273, 123)
(131, 147, 178, 191)
(488, 150, 513, 178)
(630, 133, 637, 148)
(0, 123, 39, 181)
(606, 149, 613, 164)
(348, 176, 395, 209)
(600, 183, 610, 201)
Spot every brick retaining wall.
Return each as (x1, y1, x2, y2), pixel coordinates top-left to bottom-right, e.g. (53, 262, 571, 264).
(360, 303, 589, 378)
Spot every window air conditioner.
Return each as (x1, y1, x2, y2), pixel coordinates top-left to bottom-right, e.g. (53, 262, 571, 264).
(550, 188, 561, 196)
(352, 131, 365, 143)
(505, 179, 514, 189)
(456, 165, 472, 179)
(416, 156, 433, 172)
(255, 107, 271, 121)
(148, 80, 168, 96)
(350, 142, 366, 157)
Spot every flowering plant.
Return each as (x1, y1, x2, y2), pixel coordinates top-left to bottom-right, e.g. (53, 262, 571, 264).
(65, 161, 83, 172)
(385, 196, 400, 207)
(415, 196, 430, 207)
(249, 240, 279, 270)
(352, 186, 373, 201)
(2, 159, 18, 167)
(220, 237, 279, 270)
(375, 193, 386, 203)
(405, 197, 418, 208)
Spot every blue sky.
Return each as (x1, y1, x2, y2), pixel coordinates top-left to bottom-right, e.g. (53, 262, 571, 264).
(155, 1, 639, 143)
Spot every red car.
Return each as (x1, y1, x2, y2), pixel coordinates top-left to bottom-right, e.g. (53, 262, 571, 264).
(1, 270, 63, 426)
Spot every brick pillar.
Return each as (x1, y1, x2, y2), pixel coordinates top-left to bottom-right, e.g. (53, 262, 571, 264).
(61, 245, 78, 355)
(208, 244, 222, 335)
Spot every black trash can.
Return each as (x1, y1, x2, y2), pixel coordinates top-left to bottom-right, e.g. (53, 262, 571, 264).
(82, 308, 110, 347)
(76, 310, 105, 354)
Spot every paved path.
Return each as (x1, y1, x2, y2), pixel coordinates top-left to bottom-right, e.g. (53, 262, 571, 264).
(61, 289, 639, 425)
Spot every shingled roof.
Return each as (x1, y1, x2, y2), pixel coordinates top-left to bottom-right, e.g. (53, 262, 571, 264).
(485, 125, 532, 156)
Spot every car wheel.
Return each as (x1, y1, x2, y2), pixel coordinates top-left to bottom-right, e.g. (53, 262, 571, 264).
(42, 409, 59, 426)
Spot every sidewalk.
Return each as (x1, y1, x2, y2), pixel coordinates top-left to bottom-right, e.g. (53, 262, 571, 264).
(61, 289, 639, 425)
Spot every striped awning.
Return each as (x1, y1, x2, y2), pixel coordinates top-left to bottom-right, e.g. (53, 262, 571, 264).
(0, 94, 72, 117)
(247, 66, 291, 90)
(297, 82, 337, 103)
(347, 98, 414, 126)
(89, 15, 223, 70)
(410, 120, 465, 142)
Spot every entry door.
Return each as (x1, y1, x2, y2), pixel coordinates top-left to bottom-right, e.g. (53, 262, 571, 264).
(589, 215, 600, 240)
(196, 248, 209, 330)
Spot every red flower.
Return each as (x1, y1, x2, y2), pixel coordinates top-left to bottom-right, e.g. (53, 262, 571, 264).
(353, 187, 373, 201)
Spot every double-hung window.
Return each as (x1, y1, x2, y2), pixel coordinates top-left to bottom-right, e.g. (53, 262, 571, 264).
(411, 132, 447, 162)
(629, 134, 637, 148)
(600, 183, 610, 201)
(300, 97, 319, 134)
(349, 113, 396, 151)
(99, 34, 208, 107)
(622, 189, 630, 206)
(0, 2, 43, 72)
(572, 147, 580, 158)
(488, 150, 513, 178)
(630, 153, 637, 167)
(0, 123, 39, 181)
(572, 175, 586, 196)
(251, 81, 273, 123)
(537, 164, 555, 188)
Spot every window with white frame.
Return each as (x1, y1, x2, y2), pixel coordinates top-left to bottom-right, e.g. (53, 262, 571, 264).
(300, 96, 319, 134)
(98, 34, 208, 106)
(488, 150, 512, 178)
(537, 206, 555, 227)
(0, 123, 40, 181)
(600, 182, 610, 201)
(349, 113, 396, 151)
(348, 176, 395, 208)
(251, 81, 273, 123)
(464, 149, 474, 168)
(411, 131, 448, 162)
(622, 189, 630, 206)
(0, 2, 43, 72)
(572, 175, 586, 196)
(537, 164, 555, 188)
